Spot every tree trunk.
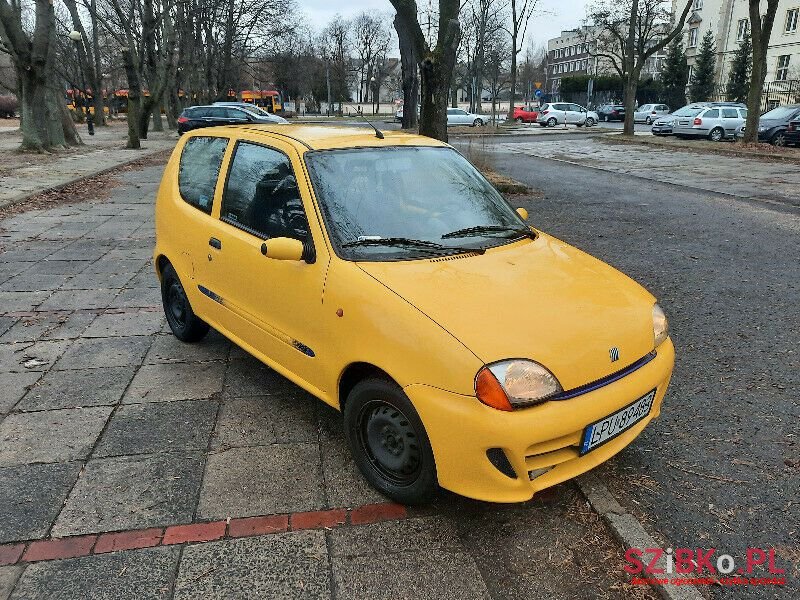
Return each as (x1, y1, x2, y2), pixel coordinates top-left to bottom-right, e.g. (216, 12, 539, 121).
(507, 40, 517, 121)
(18, 70, 50, 152)
(622, 71, 639, 136)
(394, 13, 418, 129)
(122, 49, 141, 149)
(152, 104, 164, 132)
(419, 56, 452, 142)
(743, 0, 778, 143)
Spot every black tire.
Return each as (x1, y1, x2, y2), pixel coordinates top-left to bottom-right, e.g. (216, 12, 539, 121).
(645, 116, 652, 125)
(709, 127, 724, 142)
(344, 378, 437, 505)
(472, 118, 483, 127)
(547, 117, 557, 127)
(515, 117, 524, 123)
(771, 131, 786, 147)
(585, 117, 595, 127)
(161, 263, 209, 343)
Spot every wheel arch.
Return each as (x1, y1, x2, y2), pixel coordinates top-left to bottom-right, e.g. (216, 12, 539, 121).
(338, 362, 397, 411)
(155, 254, 171, 280)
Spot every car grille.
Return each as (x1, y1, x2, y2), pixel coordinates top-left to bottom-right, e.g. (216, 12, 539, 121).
(524, 431, 581, 478)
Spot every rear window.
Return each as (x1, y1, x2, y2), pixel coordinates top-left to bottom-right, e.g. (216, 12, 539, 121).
(674, 107, 703, 117)
(178, 136, 228, 214)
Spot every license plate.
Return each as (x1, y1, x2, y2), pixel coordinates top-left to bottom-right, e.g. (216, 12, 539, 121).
(580, 390, 656, 455)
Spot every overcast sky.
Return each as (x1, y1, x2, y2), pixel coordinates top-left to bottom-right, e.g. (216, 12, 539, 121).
(298, 0, 588, 53)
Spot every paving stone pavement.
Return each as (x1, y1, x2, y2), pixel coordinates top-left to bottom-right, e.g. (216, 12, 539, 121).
(0, 162, 656, 599)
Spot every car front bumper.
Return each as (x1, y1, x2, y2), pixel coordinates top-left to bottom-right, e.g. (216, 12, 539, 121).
(404, 338, 675, 503)
(651, 125, 673, 134)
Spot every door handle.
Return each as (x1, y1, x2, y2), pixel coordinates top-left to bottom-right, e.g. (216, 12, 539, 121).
(209, 237, 221, 250)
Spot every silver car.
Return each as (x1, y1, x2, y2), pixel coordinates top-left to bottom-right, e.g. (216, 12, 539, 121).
(446, 108, 485, 126)
(212, 102, 288, 124)
(535, 102, 598, 127)
(634, 103, 671, 124)
(672, 104, 748, 141)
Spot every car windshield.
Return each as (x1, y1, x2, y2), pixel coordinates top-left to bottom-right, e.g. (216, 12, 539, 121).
(305, 146, 529, 261)
(674, 107, 703, 117)
(760, 106, 799, 120)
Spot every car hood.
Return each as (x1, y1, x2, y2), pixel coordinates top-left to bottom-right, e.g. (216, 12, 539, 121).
(655, 115, 677, 123)
(757, 119, 785, 128)
(357, 233, 657, 390)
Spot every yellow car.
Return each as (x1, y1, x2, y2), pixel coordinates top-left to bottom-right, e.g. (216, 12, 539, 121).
(154, 125, 674, 505)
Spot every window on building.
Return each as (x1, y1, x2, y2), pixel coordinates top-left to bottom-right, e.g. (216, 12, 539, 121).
(688, 65, 695, 81)
(786, 9, 799, 33)
(776, 55, 791, 80)
(693, 0, 703, 10)
(736, 19, 749, 41)
(689, 27, 699, 47)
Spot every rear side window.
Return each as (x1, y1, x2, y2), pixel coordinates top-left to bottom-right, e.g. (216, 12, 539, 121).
(739, 108, 748, 118)
(721, 108, 738, 118)
(704, 109, 720, 118)
(221, 142, 309, 241)
(178, 136, 228, 214)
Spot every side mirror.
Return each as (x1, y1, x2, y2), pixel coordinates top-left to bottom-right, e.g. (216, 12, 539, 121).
(516, 207, 529, 220)
(260, 237, 304, 261)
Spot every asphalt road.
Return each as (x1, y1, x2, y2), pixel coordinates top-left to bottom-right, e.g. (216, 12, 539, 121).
(489, 151, 799, 599)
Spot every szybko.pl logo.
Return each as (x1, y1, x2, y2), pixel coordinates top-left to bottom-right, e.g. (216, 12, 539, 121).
(625, 547, 787, 586)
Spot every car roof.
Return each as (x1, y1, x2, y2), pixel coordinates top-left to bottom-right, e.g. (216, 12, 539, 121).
(185, 124, 448, 151)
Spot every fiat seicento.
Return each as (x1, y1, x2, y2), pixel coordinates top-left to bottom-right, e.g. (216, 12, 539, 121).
(154, 125, 674, 504)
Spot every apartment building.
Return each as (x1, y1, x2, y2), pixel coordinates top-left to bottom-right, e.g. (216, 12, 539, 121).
(679, 0, 799, 83)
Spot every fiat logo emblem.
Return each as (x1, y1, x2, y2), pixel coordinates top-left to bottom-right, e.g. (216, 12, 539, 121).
(609, 347, 620, 362)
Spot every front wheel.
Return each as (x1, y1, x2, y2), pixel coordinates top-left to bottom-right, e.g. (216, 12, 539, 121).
(547, 117, 557, 127)
(344, 378, 438, 505)
(472, 118, 484, 127)
(585, 117, 595, 127)
(161, 263, 209, 343)
(645, 116, 652, 125)
(771, 132, 786, 147)
(515, 117, 524, 123)
(709, 127, 724, 142)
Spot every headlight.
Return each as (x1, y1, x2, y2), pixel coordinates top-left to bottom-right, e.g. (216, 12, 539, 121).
(475, 360, 562, 411)
(758, 126, 766, 132)
(653, 303, 669, 347)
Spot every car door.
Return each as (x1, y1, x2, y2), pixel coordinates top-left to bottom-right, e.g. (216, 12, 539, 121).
(198, 137, 331, 394)
(721, 107, 740, 136)
(570, 104, 587, 124)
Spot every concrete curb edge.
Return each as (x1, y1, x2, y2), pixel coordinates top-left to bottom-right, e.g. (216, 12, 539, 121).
(576, 473, 704, 600)
(0, 146, 170, 211)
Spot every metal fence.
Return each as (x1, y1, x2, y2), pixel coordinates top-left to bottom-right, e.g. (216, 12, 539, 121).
(709, 80, 800, 111)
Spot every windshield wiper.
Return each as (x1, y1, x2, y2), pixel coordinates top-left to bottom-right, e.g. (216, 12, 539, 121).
(441, 224, 536, 240)
(341, 237, 485, 254)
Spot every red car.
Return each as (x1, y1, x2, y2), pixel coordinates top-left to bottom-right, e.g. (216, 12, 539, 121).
(512, 105, 539, 123)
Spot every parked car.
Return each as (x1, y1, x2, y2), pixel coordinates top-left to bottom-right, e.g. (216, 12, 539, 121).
(177, 105, 287, 134)
(734, 104, 800, 146)
(446, 108, 486, 126)
(596, 104, 625, 122)
(512, 105, 539, 123)
(633, 103, 670, 124)
(213, 101, 288, 123)
(672, 103, 748, 141)
(650, 114, 677, 135)
(535, 102, 597, 127)
(786, 119, 800, 146)
(155, 124, 674, 504)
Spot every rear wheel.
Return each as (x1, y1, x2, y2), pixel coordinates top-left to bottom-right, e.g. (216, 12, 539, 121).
(547, 117, 557, 127)
(709, 127, 724, 142)
(771, 131, 786, 146)
(161, 263, 209, 343)
(344, 378, 437, 505)
(515, 117, 524, 123)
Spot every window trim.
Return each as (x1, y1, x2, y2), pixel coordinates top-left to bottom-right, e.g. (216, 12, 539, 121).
(219, 138, 314, 249)
(689, 27, 699, 48)
(775, 55, 791, 80)
(178, 135, 229, 215)
(786, 8, 798, 34)
(737, 18, 749, 41)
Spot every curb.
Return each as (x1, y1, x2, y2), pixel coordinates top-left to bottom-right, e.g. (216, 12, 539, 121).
(0, 145, 172, 211)
(576, 473, 704, 600)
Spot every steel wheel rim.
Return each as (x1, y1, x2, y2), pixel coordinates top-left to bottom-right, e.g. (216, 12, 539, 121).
(774, 134, 785, 146)
(357, 400, 421, 486)
(167, 280, 188, 328)
(711, 129, 723, 141)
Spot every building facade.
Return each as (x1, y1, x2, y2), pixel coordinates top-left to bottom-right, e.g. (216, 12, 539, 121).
(678, 0, 800, 84)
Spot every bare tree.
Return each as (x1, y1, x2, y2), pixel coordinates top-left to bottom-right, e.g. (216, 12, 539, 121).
(0, 0, 81, 151)
(391, 0, 461, 141)
(742, 0, 779, 143)
(352, 12, 390, 103)
(319, 15, 353, 113)
(588, 0, 692, 135)
(394, 12, 418, 128)
(462, 0, 506, 113)
(64, 0, 106, 125)
(504, 0, 537, 121)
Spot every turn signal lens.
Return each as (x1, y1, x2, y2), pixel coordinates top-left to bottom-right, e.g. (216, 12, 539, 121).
(475, 368, 514, 411)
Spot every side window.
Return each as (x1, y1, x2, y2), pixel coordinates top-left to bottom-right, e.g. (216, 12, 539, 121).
(704, 109, 720, 119)
(721, 108, 738, 118)
(221, 142, 309, 241)
(208, 107, 227, 119)
(226, 108, 248, 120)
(178, 136, 228, 214)
(739, 108, 748, 118)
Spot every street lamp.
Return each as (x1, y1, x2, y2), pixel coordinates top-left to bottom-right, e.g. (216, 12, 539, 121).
(370, 76, 377, 115)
